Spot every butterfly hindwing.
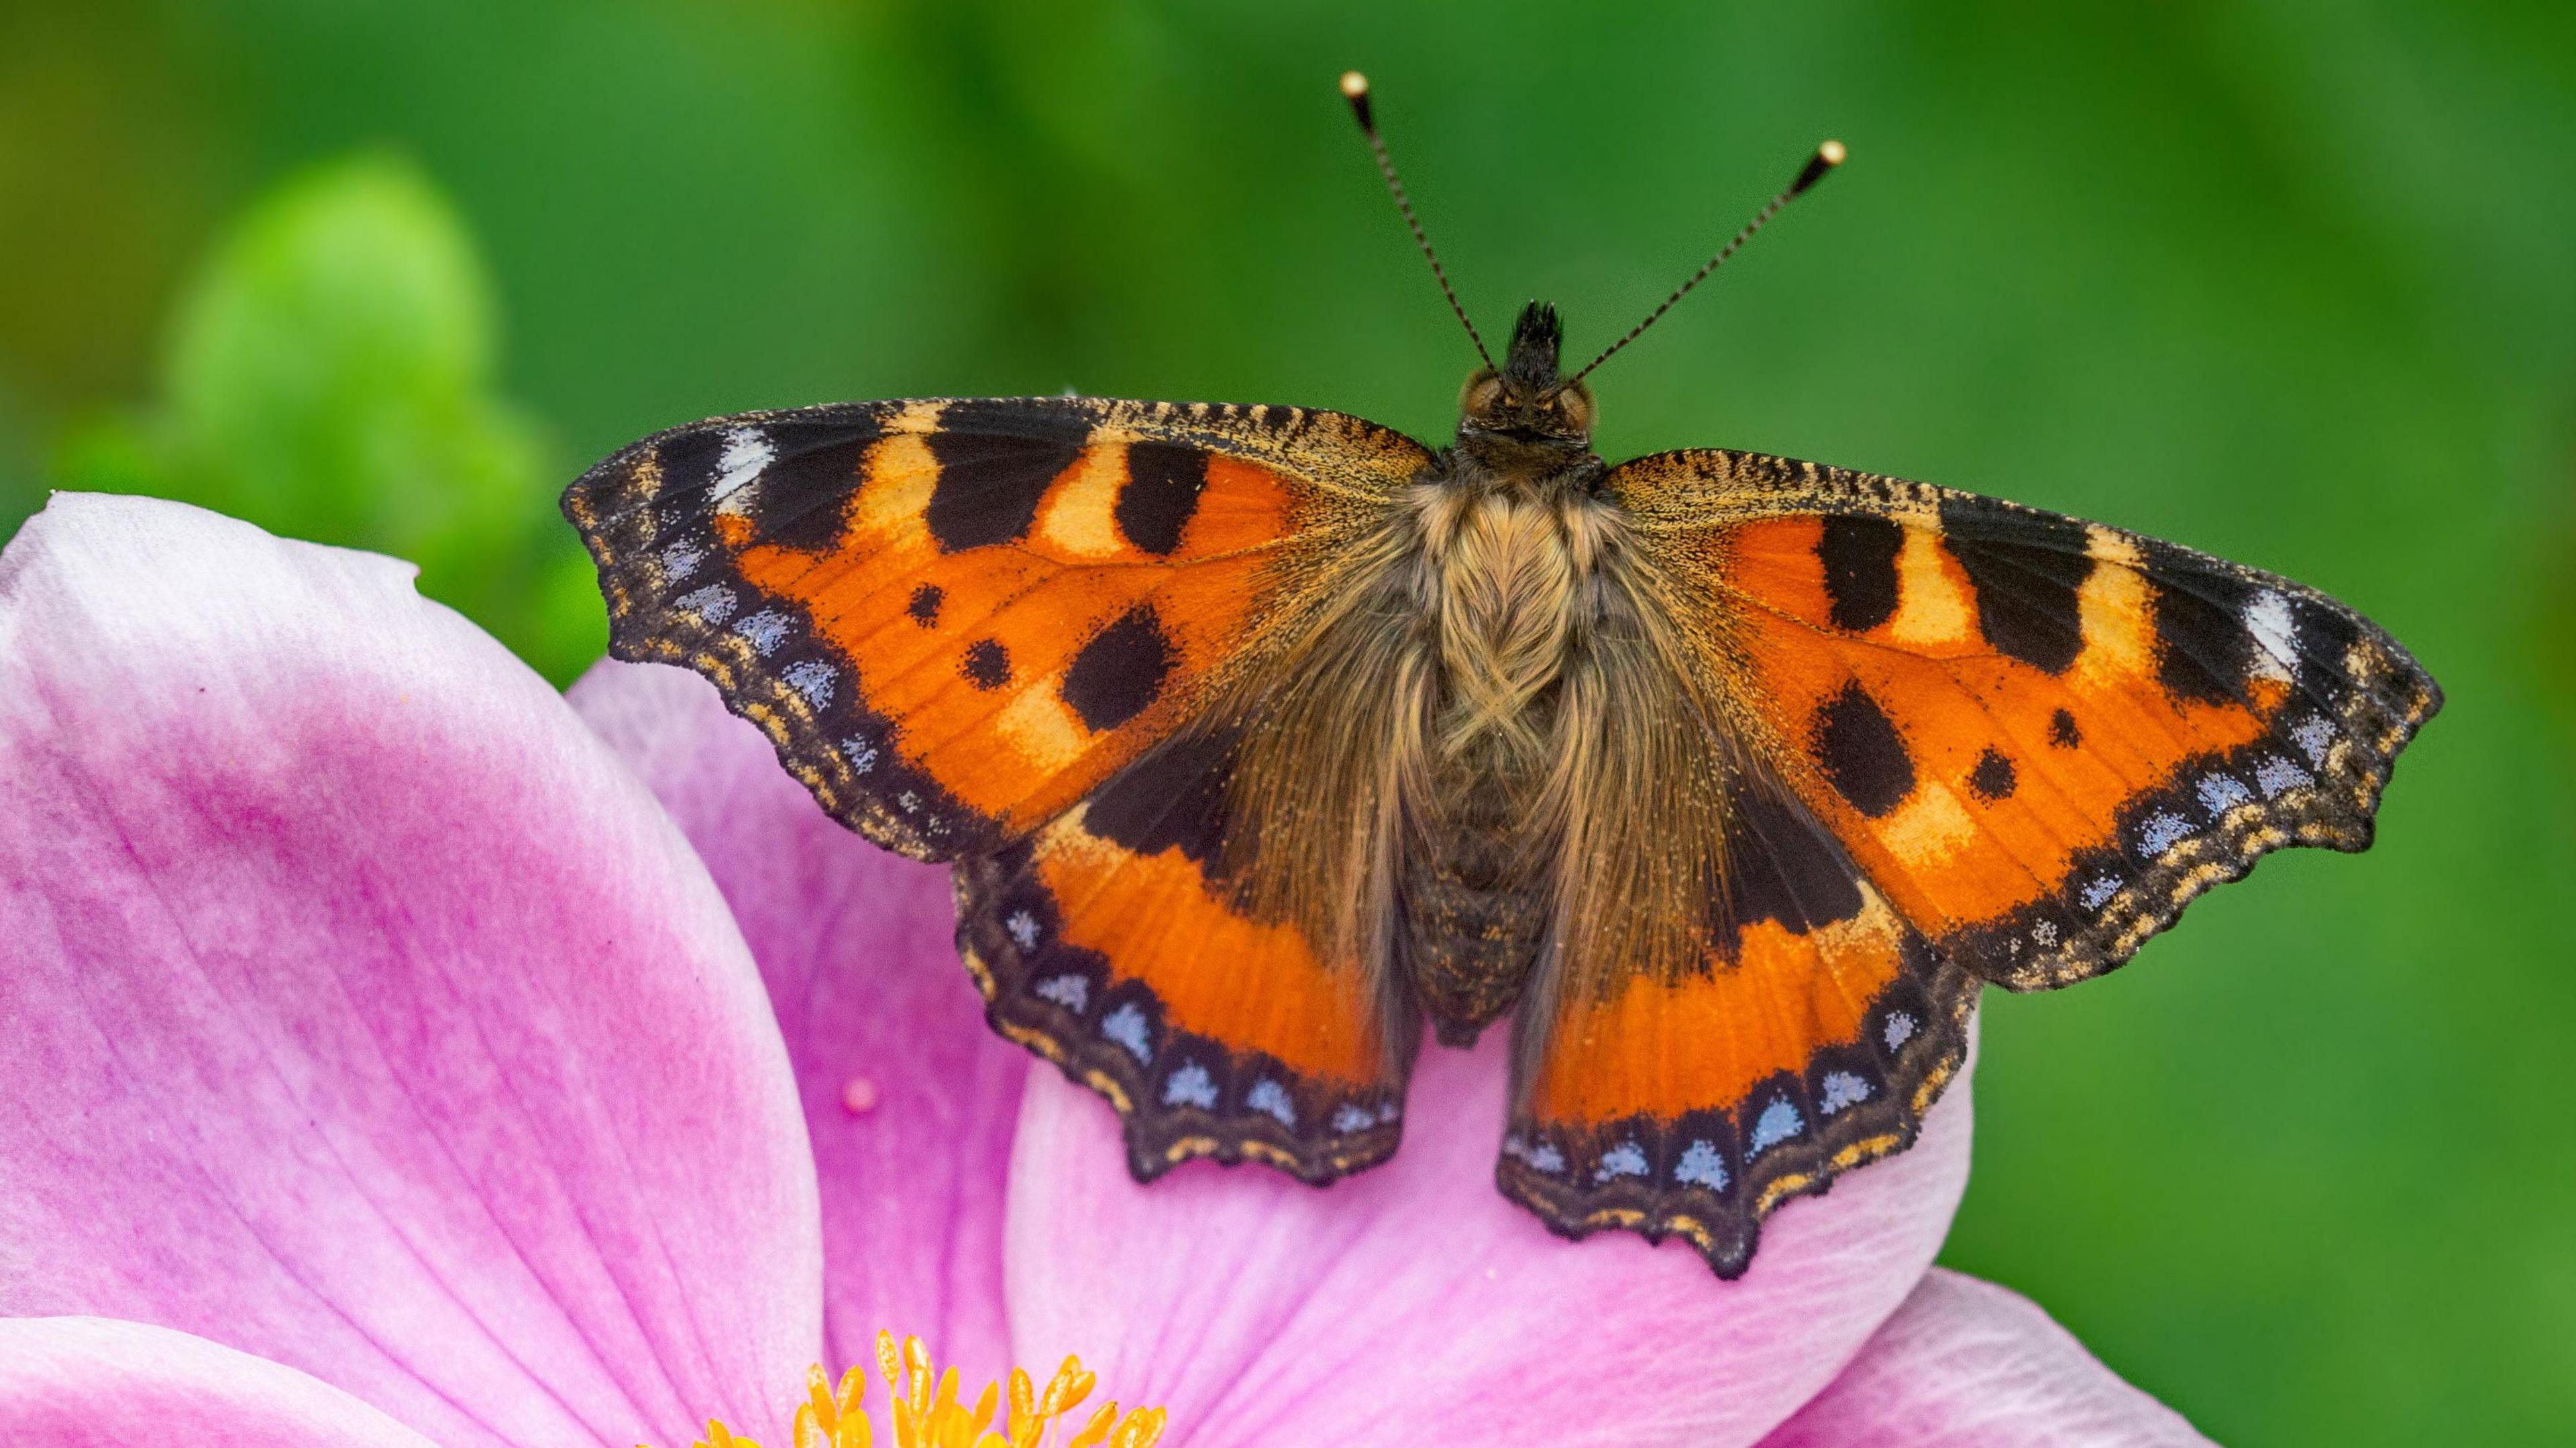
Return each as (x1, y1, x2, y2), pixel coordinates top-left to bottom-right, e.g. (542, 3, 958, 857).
(1501, 771, 1978, 1278)
(956, 723, 1420, 1182)
(565, 396, 1428, 860)
(1608, 447, 2442, 989)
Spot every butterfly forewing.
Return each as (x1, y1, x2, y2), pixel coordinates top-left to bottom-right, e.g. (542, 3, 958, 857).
(1609, 447, 2443, 990)
(564, 396, 1424, 860)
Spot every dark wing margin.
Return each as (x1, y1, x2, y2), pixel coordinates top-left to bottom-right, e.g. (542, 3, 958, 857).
(566, 402, 970, 855)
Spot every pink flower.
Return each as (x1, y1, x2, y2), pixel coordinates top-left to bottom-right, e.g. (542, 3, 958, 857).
(0, 494, 2210, 1447)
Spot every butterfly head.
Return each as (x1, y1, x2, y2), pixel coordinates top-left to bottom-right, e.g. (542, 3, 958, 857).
(1345, 74, 1843, 471)
(1458, 301, 1597, 449)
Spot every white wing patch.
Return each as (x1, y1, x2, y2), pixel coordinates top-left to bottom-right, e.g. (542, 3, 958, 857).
(2245, 589, 2298, 684)
(709, 427, 774, 510)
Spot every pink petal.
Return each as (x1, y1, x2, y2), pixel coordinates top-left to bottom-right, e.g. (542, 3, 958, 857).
(0, 496, 820, 1448)
(571, 659, 1026, 1382)
(1757, 1269, 2214, 1447)
(1006, 1023, 1976, 1447)
(0, 1317, 439, 1448)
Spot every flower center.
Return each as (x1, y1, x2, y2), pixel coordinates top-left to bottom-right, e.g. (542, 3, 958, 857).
(663, 1331, 1167, 1448)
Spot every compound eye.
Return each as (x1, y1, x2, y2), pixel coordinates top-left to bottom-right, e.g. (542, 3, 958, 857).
(1552, 383, 1597, 434)
(1460, 370, 1507, 418)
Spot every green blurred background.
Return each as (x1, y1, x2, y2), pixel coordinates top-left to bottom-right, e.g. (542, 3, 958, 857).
(5, 1, 2570, 1437)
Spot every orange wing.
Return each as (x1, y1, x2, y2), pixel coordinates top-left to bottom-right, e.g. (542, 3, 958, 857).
(957, 724, 1419, 1183)
(566, 397, 1426, 860)
(1501, 447, 2436, 1276)
(1500, 776, 1978, 1278)
(1611, 447, 2442, 989)
(567, 396, 1432, 1180)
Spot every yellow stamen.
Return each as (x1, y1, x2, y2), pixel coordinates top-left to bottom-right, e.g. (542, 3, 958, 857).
(906, 1336, 934, 1417)
(1065, 1405, 1120, 1448)
(653, 1335, 1167, 1448)
(970, 1381, 1000, 1437)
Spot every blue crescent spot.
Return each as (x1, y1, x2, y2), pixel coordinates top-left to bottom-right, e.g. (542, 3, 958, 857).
(1592, 1141, 1650, 1183)
(2255, 754, 2312, 797)
(2197, 772, 2254, 814)
(1100, 1003, 1152, 1063)
(1246, 1078, 1297, 1128)
(1161, 1062, 1218, 1109)
(1819, 1070, 1873, 1115)
(2136, 810, 2194, 857)
(1750, 1098, 1805, 1154)
(782, 659, 835, 708)
(675, 585, 737, 625)
(1675, 1139, 1729, 1192)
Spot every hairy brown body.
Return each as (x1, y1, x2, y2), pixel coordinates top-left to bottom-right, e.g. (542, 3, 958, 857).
(1226, 304, 1733, 1052)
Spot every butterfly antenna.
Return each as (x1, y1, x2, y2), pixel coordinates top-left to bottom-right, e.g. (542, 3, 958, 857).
(1341, 70, 1495, 372)
(1559, 139, 1845, 390)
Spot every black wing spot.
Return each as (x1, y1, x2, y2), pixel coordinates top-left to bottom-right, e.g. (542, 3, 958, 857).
(1061, 606, 1173, 732)
(748, 421, 881, 552)
(1717, 784, 1865, 949)
(2142, 539, 2258, 706)
(1937, 500, 2091, 675)
(2049, 708, 2082, 749)
(1967, 747, 2017, 801)
(963, 638, 1012, 690)
(908, 583, 944, 627)
(1084, 728, 1235, 869)
(1819, 515, 1903, 632)
(923, 400, 1091, 552)
(655, 428, 727, 494)
(1118, 443, 1209, 555)
(1815, 683, 1916, 819)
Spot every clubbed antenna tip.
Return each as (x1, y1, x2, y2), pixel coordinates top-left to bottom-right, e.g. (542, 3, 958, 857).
(1560, 138, 1850, 390)
(1789, 138, 1847, 198)
(1338, 69, 1494, 370)
(1340, 70, 1374, 133)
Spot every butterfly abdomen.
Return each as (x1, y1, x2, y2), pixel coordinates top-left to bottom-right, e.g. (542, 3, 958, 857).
(1403, 759, 1551, 1044)
(1397, 476, 1605, 1042)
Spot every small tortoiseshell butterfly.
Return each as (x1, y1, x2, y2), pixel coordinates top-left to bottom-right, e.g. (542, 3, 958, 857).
(565, 75, 2439, 1277)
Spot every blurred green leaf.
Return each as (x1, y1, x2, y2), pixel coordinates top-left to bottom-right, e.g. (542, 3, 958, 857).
(50, 153, 598, 681)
